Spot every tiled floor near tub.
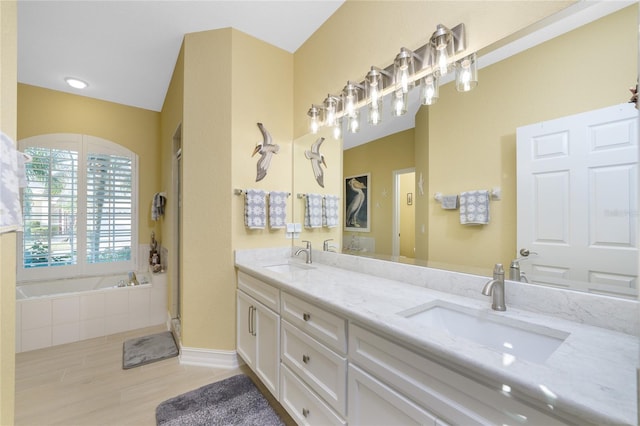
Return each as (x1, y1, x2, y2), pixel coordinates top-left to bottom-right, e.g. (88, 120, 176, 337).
(15, 325, 295, 425)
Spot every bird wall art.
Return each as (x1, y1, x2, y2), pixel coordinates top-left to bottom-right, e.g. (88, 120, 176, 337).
(252, 122, 279, 182)
(304, 137, 326, 187)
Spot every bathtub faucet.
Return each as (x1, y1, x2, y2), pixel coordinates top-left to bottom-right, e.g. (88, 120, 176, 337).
(128, 271, 139, 286)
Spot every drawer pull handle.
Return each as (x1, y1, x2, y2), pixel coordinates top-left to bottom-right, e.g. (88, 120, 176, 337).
(302, 408, 310, 418)
(303, 312, 311, 321)
(302, 354, 310, 364)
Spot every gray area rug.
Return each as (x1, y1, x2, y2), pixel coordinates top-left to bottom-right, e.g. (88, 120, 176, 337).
(156, 374, 284, 426)
(122, 331, 178, 369)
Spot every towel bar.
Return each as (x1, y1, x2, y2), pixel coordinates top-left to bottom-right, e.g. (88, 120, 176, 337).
(434, 187, 501, 203)
(234, 188, 290, 197)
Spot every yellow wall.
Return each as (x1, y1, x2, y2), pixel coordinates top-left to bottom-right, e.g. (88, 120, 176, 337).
(177, 28, 293, 350)
(343, 129, 414, 255)
(0, 2, 16, 422)
(17, 84, 161, 246)
(293, 0, 574, 138)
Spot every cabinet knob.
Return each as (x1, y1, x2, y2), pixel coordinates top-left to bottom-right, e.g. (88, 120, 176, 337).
(302, 408, 310, 418)
(302, 354, 310, 364)
(303, 312, 311, 321)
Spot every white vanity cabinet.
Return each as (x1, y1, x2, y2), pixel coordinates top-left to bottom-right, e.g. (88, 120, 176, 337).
(349, 323, 569, 426)
(236, 272, 280, 399)
(279, 292, 348, 425)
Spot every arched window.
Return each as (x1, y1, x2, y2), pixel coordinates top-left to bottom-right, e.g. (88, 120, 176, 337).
(18, 134, 138, 281)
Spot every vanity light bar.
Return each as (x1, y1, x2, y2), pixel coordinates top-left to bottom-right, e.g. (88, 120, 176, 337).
(307, 22, 476, 133)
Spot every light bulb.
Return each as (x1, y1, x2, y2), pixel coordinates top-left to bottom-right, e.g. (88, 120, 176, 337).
(437, 49, 449, 75)
(333, 123, 341, 140)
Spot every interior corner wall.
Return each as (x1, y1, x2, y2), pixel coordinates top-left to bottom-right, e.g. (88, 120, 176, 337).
(293, 1, 574, 138)
(16, 84, 161, 247)
(0, 1, 17, 424)
(413, 106, 429, 261)
(181, 28, 234, 350)
(343, 129, 414, 255)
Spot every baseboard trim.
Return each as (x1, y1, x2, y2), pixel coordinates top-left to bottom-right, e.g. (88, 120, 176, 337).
(179, 346, 243, 369)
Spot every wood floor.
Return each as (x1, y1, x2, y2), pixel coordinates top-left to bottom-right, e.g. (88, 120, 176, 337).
(15, 325, 295, 426)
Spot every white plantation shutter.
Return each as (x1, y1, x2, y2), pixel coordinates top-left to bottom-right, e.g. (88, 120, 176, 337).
(19, 134, 138, 281)
(86, 153, 133, 264)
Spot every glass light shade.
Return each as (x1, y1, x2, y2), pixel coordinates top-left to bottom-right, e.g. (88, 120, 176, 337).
(431, 25, 453, 76)
(421, 74, 439, 105)
(332, 118, 342, 140)
(347, 111, 360, 133)
(342, 82, 360, 118)
(456, 53, 478, 92)
(323, 96, 338, 128)
(391, 89, 408, 117)
(307, 106, 321, 134)
(394, 48, 415, 94)
(365, 68, 384, 125)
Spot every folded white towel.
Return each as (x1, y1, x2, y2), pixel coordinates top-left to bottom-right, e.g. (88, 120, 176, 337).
(459, 190, 490, 225)
(0, 132, 24, 234)
(268, 191, 288, 229)
(304, 194, 323, 228)
(245, 189, 266, 229)
(323, 195, 339, 228)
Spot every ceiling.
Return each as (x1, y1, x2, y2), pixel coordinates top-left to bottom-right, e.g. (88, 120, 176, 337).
(17, 0, 344, 112)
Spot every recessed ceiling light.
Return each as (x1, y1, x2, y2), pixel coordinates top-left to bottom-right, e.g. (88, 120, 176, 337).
(64, 77, 88, 89)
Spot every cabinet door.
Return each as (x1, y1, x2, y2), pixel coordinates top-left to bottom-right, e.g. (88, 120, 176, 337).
(237, 290, 256, 368)
(255, 300, 280, 398)
(348, 364, 437, 426)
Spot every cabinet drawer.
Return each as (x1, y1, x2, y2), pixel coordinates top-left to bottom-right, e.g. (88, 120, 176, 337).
(281, 320, 347, 416)
(349, 324, 567, 426)
(238, 271, 280, 312)
(280, 364, 346, 426)
(349, 364, 437, 426)
(281, 292, 346, 354)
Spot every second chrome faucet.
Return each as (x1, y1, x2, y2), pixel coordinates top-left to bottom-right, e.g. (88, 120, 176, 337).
(482, 263, 506, 311)
(295, 240, 312, 264)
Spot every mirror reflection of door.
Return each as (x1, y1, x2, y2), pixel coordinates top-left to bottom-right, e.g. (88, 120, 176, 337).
(517, 103, 638, 298)
(393, 169, 416, 257)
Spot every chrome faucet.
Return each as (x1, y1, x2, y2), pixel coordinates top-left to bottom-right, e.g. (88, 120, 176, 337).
(509, 248, 536, 282)
(482, 263, 506, 311)
(323, 239, 336, 252)
(295, 240, 312, 264)
(128, 271, 139, 286)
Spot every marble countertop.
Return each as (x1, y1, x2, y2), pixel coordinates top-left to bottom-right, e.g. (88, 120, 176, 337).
(235, 248, 638, 425)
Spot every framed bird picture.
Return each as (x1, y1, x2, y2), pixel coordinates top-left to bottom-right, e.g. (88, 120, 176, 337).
(344, 173, 370, 232)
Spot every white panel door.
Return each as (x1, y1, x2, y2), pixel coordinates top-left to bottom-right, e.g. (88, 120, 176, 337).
(517, 103, 638, 297)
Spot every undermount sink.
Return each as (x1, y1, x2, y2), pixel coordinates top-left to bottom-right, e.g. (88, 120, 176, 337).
(398, 301, 569, 364)
(263, 262, 315, 274)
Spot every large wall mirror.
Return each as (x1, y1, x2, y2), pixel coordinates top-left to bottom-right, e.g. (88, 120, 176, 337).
(292, 2, 638, 299)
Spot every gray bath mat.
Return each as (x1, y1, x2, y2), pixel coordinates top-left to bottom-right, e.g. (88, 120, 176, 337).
(156, 374, 284, 426)
(122, 331, 178, 369)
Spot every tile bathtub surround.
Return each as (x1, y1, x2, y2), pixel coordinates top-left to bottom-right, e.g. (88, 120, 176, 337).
(235, 248, 638, 425)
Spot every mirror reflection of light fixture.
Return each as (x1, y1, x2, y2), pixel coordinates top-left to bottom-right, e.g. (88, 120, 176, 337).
(420, 73, 439, 105)
(332, 118, 342, 140)
(365, 66, 391, 126)
(307, 105, 322, 134)
(456, 52, 478, 92)
(392, 88, 408, 117)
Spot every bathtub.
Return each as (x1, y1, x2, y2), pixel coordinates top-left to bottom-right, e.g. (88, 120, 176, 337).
(16, 272, 168, 353)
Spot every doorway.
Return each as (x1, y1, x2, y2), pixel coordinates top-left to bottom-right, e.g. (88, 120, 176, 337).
(392, 168, 416, 257)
